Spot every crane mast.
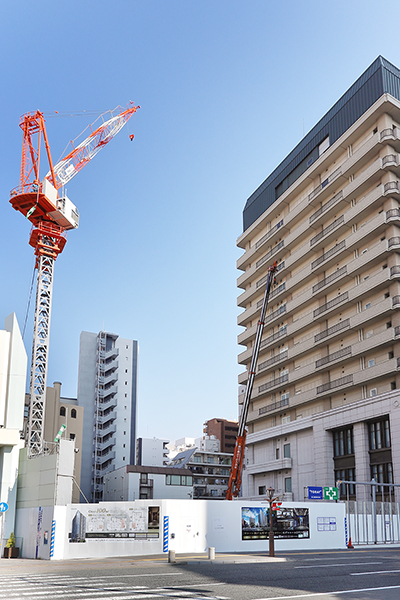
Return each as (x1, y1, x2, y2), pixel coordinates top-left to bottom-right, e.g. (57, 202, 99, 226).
(226, 261, 277, 499)
(10, 105, 139, 456)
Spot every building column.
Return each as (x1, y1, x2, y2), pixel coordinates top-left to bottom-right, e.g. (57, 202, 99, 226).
(353, 422, 370, 502)
(313, 420, 334, 488)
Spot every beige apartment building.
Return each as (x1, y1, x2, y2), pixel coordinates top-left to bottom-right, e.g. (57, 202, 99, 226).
(237, 56, 400, 502)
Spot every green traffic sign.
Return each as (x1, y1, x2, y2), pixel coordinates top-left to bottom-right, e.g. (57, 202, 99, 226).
(323, 486, 339, 500)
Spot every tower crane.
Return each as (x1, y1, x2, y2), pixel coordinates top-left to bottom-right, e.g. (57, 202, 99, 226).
(226, 261, 277, 500)
(10, 103, 140, 456)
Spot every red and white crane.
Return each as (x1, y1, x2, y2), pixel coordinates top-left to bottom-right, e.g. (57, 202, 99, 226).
(10, 103, 139, 456)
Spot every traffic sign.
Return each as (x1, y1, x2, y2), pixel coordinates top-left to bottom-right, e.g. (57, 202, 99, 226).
(323, 486, 339, 500)
(271, 502, 282, 511)
(0, 502, 9, 513)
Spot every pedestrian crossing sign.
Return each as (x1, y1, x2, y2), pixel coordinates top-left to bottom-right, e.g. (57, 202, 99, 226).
(323, 486, 339, 500)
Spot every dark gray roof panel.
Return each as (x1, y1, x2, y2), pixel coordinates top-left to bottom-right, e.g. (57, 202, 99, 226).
(243, 56, 400, 232)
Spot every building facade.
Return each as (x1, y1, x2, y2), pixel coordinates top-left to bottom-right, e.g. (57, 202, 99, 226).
(203, 418, 238, 453)
(0, 313, 27, 544)
(187, 446, 233, 499)
(136, 437, 170, 467)
(237, 56, 400, 501)
(104, 465, 193, 501)
(77, 331, 138, 502)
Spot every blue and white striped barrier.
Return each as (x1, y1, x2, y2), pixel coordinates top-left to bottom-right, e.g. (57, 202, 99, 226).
(50, 520, 56, 558)
(163, 516, 169, 552)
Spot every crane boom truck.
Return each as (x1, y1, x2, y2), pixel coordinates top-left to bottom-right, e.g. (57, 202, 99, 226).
(226, 260, 278, 500)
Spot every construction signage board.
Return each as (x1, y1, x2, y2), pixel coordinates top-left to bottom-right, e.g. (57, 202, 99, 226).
(323, 487, 339, 500)
(241, 507, 309, 540)
(308, 486, 323, 500)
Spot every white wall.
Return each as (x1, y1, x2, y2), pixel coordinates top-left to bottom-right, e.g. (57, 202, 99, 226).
(38, 498, 345, 560)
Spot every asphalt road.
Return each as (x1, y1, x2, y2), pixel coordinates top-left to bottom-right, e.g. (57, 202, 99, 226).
(1, 547, 400, 600)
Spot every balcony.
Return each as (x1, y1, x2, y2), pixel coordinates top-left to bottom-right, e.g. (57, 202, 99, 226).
(260, 326, 287, 350)
(386, 208, 400, 223)
(258, 396, 289, 415)
(317, 375, 353, 394)
(258, 373, 289, 394)
(311, 241, 346, 270)
(382, 154, 399, 168)
(245, 457, 292, 475)
(315, 346, 352, 368)
(255, 220, 284, 249)
(390, 265, 400, 279)
(312, 266, 347, 293)
(313, 292, 349, 318)
(310, 215, 345, 247)
(384, 181, 400, 196)
(388, 237, 400, 250)
(256, 240, 285, 270)
(308, 167, 342, 202)
(258, 351, 288, 372)
(309, 190, 344, 224)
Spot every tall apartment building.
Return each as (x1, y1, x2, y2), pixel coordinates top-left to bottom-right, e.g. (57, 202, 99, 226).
(77, 330, 138, 502)
(203, 418, 238, 453)
(237, 56, 400, 502)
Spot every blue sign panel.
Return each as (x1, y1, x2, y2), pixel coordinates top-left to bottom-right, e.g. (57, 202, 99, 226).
(308, 486, 323, 500)
(0, 502, 9, 513)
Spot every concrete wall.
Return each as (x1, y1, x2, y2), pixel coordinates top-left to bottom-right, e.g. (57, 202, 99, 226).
(21, 498, 346, 560)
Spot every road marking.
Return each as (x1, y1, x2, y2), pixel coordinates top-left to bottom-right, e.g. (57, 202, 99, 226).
(294, 562, 382, 569)
(253, 584, 400, 600)
(351, 569, 400, 575)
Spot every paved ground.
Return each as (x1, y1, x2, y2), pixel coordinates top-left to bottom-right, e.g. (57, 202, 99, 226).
(1, 547, 400, 599)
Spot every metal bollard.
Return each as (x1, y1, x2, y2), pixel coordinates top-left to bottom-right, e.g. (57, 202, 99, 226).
(208, 546, 215, 560)
(168, 550, 176, 563)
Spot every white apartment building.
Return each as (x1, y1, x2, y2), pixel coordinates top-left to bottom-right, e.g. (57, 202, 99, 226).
(77, 331, 138, 502)
(0, 313, 27, 543)
(237, 56, 400, 502)
(136, 437, 170, 466)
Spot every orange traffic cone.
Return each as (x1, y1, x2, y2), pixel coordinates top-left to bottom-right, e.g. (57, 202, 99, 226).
(347, 537, 354, 549)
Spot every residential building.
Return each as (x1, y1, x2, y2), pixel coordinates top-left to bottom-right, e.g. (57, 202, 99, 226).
(77, 330, 138, 503)
(186, 445, 233, 499)
(0, 313, 27, 545)
(203, 418, 238, 453)
(136, 437, 169, 466)
(103, 465, 193, 501)
(237, 56, 400, 502)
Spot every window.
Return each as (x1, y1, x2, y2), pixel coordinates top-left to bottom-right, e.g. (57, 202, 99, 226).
(371, 463, 393, 485)
(365, 302, 371, 309)
(71, 409, 77, 419)
(259, 485, 266, 495)
(69, 433, 75, 440)
(319, 136, 330, 155)
(284, 443, 290, 458)
(335, 467, 356, 497)
(369, 418, 391, 450)
(333, 427, 354, 457)
(281, 416, 290, 424)
(60, 407, 66, 417)
(276, 448, 279, 459)
(166, 474, 192, 486)
(370, 388, 377, 397)
(368, 359, 375, 368)
(389, 351, 394, 359)
(284, 477, 292, 493)
(366, 330, 373, 339)
(140, 473, 148, 483)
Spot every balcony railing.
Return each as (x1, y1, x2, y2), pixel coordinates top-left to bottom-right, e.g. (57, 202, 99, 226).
(390, 265, 400, 278)
(313, 292, 349, 317)
(382, 154, 399, 168)
(395, 326, 400, 336)
(311, 240, 346, 270)
(258, 373, 289, 393)
(384, 181, 400, 195)
(259, 396, 289, 415)
(309, 190, 343, 224)
(312, 266, 347, 293)
(316, 346, 352, 368)
(256, 240, 284, 269)
(265, 304, 287, 324)
(314, 318, 350, 343)
(255, 220, 284, 249)
(393, 295, 400, 307)
(386, 208, 400, 222)
(258, 283, 286, 307)
(310, 215, 345, 247)
(380, 128, 397, 141)
(388, 237, 400, 249)
(258, 351, 288, 372)
(260, 326, 287, 350)
(317, 374, 353, 394)
(256, 261, 285, 289)
(308, 167, 342, 201)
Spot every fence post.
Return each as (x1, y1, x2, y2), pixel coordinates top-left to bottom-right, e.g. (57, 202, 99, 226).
(372, 478, 377, 544)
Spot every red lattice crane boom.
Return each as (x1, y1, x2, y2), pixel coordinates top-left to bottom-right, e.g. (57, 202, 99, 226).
(10, 103, 139, 455)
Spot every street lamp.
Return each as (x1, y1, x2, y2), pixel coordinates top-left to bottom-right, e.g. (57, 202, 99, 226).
(267, 487, 277, 557)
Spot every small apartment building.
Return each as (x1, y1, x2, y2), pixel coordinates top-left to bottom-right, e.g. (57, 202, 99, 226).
(203, 418, 238, 453)
(237, 56, 400, 501)
(187, 447, 233, 499)
(103, 465, 193, 501)
(136, 437, 169, 466)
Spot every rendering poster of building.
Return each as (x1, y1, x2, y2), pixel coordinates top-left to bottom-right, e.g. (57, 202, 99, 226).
(241, 507, 309, 540)
(69, 505, 160, 542)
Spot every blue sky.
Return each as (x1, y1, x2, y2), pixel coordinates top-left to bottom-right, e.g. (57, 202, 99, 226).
(2, 1, 400, 442)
